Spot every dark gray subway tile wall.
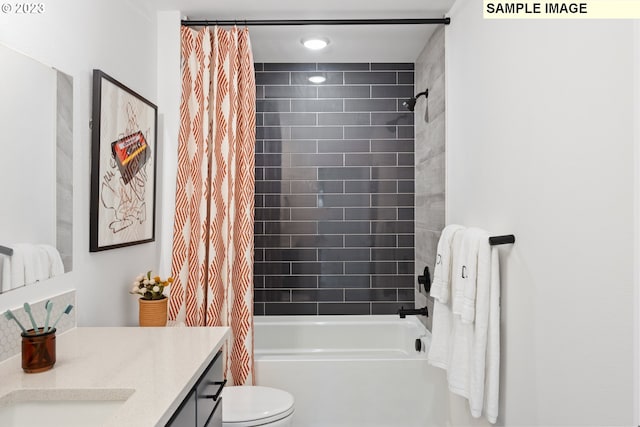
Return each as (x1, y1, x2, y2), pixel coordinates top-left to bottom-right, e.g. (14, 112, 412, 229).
(254, 63, 415, 316)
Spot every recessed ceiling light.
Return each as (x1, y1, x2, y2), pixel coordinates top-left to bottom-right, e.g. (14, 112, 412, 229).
(308, 75, 327, 84)
(302, 37, 329, 50)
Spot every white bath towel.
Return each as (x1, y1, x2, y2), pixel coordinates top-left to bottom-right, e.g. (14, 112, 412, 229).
(430, 224, 465, 303)
(448, 229, 501, 424)
(427, 304, 452, 370)
(446, 230, 473, 398)
(466, 229, 492, 418)
(37, 244, 64, 277)
(428, 226, 502, 423)
(484, 247, 501, 423)
(427, 228, 465, 369)
(11, 244, 51, 286)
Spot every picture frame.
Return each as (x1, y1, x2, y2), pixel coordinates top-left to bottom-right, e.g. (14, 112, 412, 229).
(90, 69, 158, 252)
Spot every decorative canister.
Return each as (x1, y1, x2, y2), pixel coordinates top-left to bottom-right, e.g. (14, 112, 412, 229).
(138, 298, 168, 327)
(21, 328, 56, 373)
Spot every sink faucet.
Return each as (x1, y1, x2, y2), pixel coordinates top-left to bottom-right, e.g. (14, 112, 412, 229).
(398, 306, 429, 318)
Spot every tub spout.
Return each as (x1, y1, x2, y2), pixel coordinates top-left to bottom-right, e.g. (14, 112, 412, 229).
(398, 306, 429, 319)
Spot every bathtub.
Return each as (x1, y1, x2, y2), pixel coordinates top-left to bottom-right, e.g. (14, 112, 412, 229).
(254, 315, 448, 427)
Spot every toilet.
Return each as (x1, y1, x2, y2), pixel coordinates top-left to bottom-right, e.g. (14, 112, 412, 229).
(222, 386, 295, 427)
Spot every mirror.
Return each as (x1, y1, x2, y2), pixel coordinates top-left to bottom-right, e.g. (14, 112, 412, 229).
(0, 43, 73, 293)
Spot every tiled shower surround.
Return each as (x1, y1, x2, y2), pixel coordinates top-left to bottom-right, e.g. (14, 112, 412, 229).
(254, 63, 415, 316)
(414, 27, 446, 331)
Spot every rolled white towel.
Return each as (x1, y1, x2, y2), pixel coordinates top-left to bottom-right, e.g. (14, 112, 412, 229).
(37, 244, 65, 278)
(10, 244, 26, 288)
(11, 243, 61, 286)
(32, 246, 49, 282)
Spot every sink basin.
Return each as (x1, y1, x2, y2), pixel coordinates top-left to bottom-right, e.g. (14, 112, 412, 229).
(0, 388, 135, 427)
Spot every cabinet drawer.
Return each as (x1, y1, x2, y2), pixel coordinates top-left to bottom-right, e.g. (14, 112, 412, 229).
(196, 351, 225, 427)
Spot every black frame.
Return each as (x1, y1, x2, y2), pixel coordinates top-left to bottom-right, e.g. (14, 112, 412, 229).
(90, 69, 158, 252)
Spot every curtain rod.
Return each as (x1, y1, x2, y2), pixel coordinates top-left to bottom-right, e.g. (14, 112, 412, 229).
(181, 18, 451, 27)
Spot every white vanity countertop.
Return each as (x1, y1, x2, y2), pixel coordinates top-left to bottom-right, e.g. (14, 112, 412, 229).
(0, 326, 230, 426)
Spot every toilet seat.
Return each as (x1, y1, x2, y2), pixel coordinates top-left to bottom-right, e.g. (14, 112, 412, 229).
(222, 386, 294, 427)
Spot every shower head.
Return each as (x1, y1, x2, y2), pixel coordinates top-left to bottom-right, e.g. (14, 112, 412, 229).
(403, 97, 417, 112)
(402, 90, 428, 112)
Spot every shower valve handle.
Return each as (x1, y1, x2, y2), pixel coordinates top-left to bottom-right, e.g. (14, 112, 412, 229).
(417, 266, 431, 293)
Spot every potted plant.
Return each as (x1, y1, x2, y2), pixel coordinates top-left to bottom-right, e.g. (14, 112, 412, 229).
(130, 271, 173, 327)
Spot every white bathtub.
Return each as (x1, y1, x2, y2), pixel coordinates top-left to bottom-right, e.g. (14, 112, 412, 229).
(254, 315, 448, 427)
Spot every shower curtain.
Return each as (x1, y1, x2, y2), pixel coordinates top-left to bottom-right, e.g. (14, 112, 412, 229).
(169, 25, 255, 386)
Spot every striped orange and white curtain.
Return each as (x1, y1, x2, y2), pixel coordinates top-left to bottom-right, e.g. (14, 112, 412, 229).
(170, 26, 255, 386)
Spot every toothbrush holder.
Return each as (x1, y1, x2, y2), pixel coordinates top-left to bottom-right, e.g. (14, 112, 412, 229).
(21, 328, 56, 373)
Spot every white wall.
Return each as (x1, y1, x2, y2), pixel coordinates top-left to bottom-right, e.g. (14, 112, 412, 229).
(635, 21, 640, 427)
(156, 11, 181, 280)
(446, 1, 635, 425)
(0, 0, 159, 326)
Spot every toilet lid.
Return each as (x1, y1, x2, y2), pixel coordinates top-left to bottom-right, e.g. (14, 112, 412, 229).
(222, 386, 294, 426)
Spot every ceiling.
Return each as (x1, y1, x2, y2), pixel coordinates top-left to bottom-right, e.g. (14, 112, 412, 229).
(149, 0, 456, 62)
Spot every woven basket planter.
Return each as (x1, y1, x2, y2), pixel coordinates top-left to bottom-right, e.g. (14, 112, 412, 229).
(138, 298, 168, 327)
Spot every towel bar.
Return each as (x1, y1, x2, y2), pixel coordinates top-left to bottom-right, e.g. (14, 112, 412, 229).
(488, 235, 515, 246)
(0, 245, 13, 256)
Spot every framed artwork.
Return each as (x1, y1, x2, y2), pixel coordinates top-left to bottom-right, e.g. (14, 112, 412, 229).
(90, 70, 157, 252)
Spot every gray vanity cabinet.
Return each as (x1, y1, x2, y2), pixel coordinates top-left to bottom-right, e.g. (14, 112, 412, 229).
(167, 390, 197, 426)
(167, 351, 224, 427)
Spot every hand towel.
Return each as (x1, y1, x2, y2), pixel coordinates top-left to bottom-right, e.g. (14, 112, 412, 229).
(430, 224, 465, 303)
(447, 228, 485, 400)
(451, 228, 481, 317)
(37, 244, 65, 277)
(460, 228, 487, 323)
(467, 229, 492, 418)
(428, 228, 465, 370)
